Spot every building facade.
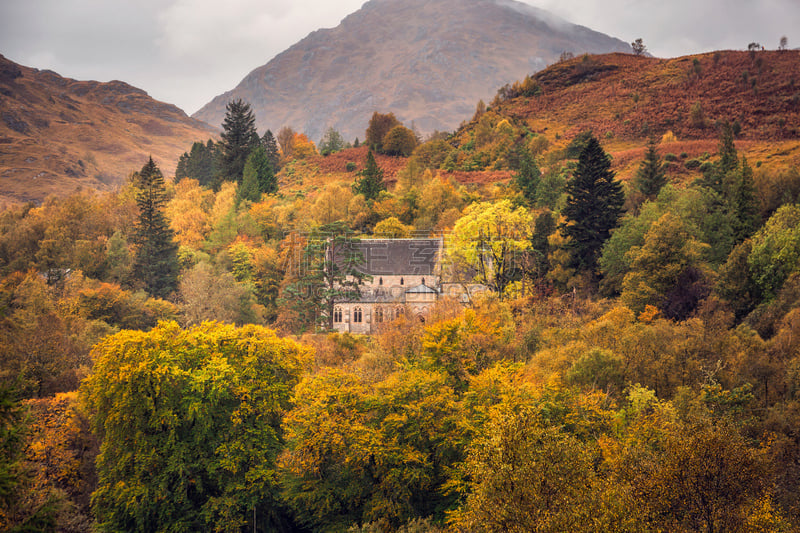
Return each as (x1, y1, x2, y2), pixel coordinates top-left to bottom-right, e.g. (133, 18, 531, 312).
(332, 238, 444, 334)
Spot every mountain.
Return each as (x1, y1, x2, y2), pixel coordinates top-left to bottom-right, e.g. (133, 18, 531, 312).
(0, 54, 215, 205)
(192, 0, 631, 143)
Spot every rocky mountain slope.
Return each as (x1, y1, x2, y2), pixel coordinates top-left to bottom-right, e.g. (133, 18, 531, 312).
(193, 0, 630, 142)
(0, 54, 216, 205)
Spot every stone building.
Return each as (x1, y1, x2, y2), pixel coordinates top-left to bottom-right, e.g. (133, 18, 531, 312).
(332, 238, 444, 334)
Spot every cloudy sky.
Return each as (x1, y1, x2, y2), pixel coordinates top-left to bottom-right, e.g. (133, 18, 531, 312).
(1, 0, 798, 115)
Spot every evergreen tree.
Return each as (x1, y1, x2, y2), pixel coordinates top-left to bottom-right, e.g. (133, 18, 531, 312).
(561, 135, 625, 275)
(704, 122, 738, 195)
(261, 129, 281, 172)
(238, 146, 277, 203)
(219, 99, 260, 183)
(635, 137, 667, 199)
(513, 150, 542, 207)
(280, 222, 367, 331)
(319, 127, 345, 156)
(353, 150, 385, 201)
(732, 156, 760, 243)
(131, 157, 179, 298)
(176, 139, 219, 189)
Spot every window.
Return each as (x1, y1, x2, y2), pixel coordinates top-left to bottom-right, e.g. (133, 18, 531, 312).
(334, 308, 342, 323)
(354, 307, 363, 323)
(379, 277, 383, 286)
(400, 277, 404, 285)
(376, 307, 383, 322)
(422, 277, 425, 285)
(396, 306, 404, 320)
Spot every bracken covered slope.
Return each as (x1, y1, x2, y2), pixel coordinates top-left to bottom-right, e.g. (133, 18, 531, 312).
(193, 0, 630, 142)
(0, 54, 216, 205)
(501, 50, 800, 142)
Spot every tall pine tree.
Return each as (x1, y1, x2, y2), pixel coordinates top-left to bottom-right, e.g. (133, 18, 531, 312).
(131, 157, 179, 298)
(220, 99, 260, 183)
(513, 149, 542, 207)
(561, 135, 625, 275)
(261, 129, 281, 172)
(353, 150, 385, 201)
(732, 156, 760, 243)
(238, 146, 277, 202)
(635, 137, 667, 200)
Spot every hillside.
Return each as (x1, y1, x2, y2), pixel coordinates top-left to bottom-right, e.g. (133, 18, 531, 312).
(498, 50, 800, 142)
(193, 0, 631, 142)
(436, 50, 800, 186)
(0, 54, 216, 205)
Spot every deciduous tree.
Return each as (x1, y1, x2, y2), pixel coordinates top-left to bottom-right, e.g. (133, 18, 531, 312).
(83, 321, 309, 532)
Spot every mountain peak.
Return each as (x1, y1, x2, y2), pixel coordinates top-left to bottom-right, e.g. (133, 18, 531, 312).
(193, 0, 630, 142)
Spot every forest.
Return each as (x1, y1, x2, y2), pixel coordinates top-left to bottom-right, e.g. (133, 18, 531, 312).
(2, 57, 800, 531)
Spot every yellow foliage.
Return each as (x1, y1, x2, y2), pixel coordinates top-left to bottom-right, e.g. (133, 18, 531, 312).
(661, 130, 677, 143)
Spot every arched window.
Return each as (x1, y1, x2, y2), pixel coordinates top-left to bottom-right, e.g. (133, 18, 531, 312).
(376, 307, 383, 323)
(422, 277, 425, 285)
(396, 306, 404, 320)
(334, 308, 343, 323)
(354, 307, 363, 323)
(400, 277, 404, 285)
(379, 277, 383, 286)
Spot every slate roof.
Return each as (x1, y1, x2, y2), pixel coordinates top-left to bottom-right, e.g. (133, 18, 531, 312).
(346, 238, 443, 276)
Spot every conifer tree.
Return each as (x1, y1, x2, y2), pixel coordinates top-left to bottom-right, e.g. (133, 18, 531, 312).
(514, 150, 542, 207)
(704, 122, 737, 195)
(238, 146, 277, 203)
(732, 156, 760, 243)
(131, 157, 179, 298)
(219, 99, 260, 183)
(280, 222, 367, 331)
(635, 138, 667, 200)
(353, 150, 385, 201)
(561, 135, 625, 275)
(261, 129, 280, 172)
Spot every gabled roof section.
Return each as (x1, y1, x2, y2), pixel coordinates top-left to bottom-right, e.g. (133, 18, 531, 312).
(405, 284, 438, 294)
(351, 238, 442, 276)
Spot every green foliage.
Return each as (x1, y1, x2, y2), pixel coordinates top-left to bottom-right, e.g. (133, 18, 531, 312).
(352, 151, 386, 202)
(634, 137, 667, 199)
(281, 367, 463, 531)
(238, 146, 277, 203)
(513, 149, 541, 207)
(319, 127, 346, 156)
(447, 200, 533, 296)
(175, 140, 219, 189)
(281, 222, 367, 331)
(451, 394, 604, 533)
(83, 321, 309, 532)
(261, 129, 281, 172)
(130, 158, 179, 299)
(748, 204, 800, 299)
(621, 212, 710, 315)
(219, 99, 260, 183)
(382, 125, 418, 157)
(561, 135, 625, 276)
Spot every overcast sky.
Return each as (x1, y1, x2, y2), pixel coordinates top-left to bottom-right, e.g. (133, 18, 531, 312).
(1, 0, 798, 115)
